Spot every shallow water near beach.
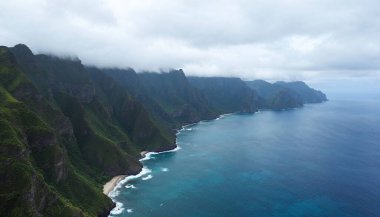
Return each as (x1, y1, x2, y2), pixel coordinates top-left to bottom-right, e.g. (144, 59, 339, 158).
(109, 99, 380, 217)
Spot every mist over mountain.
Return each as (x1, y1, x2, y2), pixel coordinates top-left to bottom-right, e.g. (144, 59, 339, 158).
(0, 1, 378, 216)
(1, 0, 379, 81)
(0, 43, 327, 216)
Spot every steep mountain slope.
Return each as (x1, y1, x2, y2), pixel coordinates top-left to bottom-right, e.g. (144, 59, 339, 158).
(246, 80, 327, 110)
(137, 70, 218, 124)
(99, 68, 218, 128)
(88, 67, 177, 130)
(1, 43, 328, 217)
(275, 81, 327, 103)
(246, 80, 303, 110)
(188, 77, 258, 113)
(1, 44, 174, 216)
(0, 46, 98, 217)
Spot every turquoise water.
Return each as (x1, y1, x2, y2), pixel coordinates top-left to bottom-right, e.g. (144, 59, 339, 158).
(109, 100, 380, 217)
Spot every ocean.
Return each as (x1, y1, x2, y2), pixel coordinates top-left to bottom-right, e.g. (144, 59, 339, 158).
(108, 99, 380, 217)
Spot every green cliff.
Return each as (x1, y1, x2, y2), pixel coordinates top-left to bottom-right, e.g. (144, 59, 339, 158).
(1, 44, 174, 216)
(246, 80, 327, 110)
(0, 44, 327, 217)
(97, 68, 219, 128)
(188, 77, 258, 113)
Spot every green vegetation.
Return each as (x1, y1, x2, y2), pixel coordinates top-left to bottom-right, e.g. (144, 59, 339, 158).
(246, 80, 326, 110)
(188, 77, 258, 113)
(0, 44, 174, 217)
(0, 44, 327, 216)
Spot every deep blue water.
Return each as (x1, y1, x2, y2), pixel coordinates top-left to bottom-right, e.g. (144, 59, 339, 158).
(109, 100, 380, 217)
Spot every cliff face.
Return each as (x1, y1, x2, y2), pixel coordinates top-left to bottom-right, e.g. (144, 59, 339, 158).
(137, 70, 218, 124)
(101, 69, 259, 127)
(89, 68, 176, 152)
(274, 81, 327, 103)
(90, 68, 177, 131)
(100, 68, 218, 128)
(1, 44, 328, 217)
(246, 80, 327, 110)
(1, 44, 174, 216)
(188, 77, 259, 113)
(0, 46, 88, 216)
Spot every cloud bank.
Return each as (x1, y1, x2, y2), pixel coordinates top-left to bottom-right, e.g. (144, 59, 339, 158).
(1, 0, 379, 81)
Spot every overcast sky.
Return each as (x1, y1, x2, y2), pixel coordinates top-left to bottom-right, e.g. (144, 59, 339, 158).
(1, 0, 380, 81)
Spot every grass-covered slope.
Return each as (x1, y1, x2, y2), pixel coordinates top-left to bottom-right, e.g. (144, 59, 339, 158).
(0, 46, 93, 216)
(246, 80, 327, 110)
(88, 67, 180, 132)
(1, 43, 327, 217)
(100, 68, 218, 128)
(188, 77, 258, 113)
(275, 81, 327, 103)
(89, 68, 175, 152)
(137, 70, 218, 124)
(246, 80, 303, 110)
(1, 44, 175, 216)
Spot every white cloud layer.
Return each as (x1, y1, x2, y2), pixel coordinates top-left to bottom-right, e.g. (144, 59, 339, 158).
(1, 0, 380, 81)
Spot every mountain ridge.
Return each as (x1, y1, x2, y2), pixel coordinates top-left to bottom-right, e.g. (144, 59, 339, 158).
(246, 80, 327, 110)
(0, 44, 327, 217)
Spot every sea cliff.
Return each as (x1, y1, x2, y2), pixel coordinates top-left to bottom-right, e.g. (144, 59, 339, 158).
(0, 44, 327, 216)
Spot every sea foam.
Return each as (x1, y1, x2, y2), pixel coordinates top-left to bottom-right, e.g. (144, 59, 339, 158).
(139, 152, 156, 161)
(125, 184, 136, 189)
(142, 174, 153, 180)
(110, 202, 124, 215)
(108, 167, 152, 215)
(108, 167, 151, 197)
(108, 130, 183, 215)
(140, 146, 182, 162)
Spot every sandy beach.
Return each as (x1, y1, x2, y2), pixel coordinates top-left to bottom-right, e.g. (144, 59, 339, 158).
(103, 175, 126, 195)
(103, 151, 149, 195)
(140, 151, 148, 158)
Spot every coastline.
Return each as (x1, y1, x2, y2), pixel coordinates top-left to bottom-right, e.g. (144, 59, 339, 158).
(103, 175, 126, 195)
(103, 106, 324, 196)
(103, 112, 238, 215)
(103, 148, 181, 195)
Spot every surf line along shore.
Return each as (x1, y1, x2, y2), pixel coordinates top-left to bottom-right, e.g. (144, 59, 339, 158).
(103, 175, 127, 195)
(102, 114, 232, 216)
(103, 148, 180, 195)
(102, 151, 148, 195)
(102, 114, 233, 196)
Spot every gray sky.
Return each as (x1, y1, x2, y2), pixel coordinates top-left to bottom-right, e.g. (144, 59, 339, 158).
(1, 0, 380, 81)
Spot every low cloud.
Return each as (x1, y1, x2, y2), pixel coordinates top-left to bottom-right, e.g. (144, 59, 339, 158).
(0, 0, 379, 81)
